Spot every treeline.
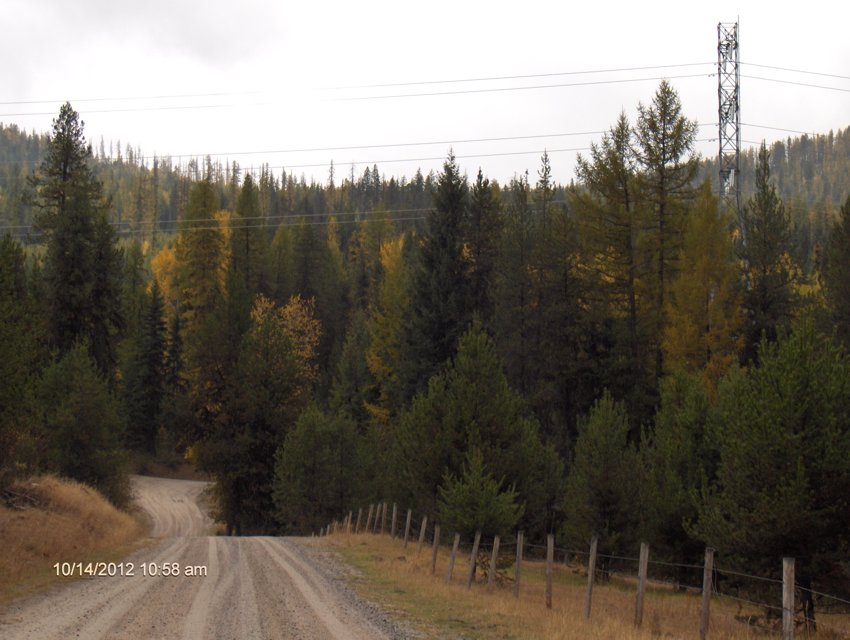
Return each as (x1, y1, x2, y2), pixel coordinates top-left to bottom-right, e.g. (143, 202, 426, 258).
(3, 86, 850, 614)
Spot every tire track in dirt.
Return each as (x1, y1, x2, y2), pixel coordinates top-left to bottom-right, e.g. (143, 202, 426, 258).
(0, 476, 400, 640)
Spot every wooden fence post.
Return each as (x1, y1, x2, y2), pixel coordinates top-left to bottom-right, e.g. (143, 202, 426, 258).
(374, 503, 383, 533)
(584, 536, 598, 620)
(783, 557, 795, 640)
(380, 502, 388, 534)
(403, 509, 413, 548)
(635, 542, 649, 627)
(446, 533, 461, 583)
(699, 547, 714, 640)
(514, 531, 524, 598)
(546, 533, 555, 609)
(355, 507, 363, 534)
(416, 516, 428, 555)
(487, 536, 500, 590)
(346, 511, 353, 534)
(391, 503, 398, 538)
(365, 504, 374, 532)
(466, 530, 482, 588)
(431, 524, 441, 575)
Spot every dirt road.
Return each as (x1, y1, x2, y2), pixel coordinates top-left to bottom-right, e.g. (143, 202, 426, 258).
(0, 476, 403, 639)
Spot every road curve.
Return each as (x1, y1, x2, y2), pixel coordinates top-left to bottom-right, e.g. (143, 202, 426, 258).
(0, 476, 397, 640)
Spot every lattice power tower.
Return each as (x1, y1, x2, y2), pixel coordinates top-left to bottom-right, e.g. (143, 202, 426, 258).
(717, 22, 742, 239)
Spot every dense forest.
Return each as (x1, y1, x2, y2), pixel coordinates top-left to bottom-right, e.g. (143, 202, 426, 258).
(3, 82, 850, 617)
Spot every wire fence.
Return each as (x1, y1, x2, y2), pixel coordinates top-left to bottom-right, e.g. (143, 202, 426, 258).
(317, 503, 850, 639)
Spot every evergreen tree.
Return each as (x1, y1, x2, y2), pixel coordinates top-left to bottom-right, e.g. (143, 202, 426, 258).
(392, 324, 563, 538)
(0, 235, 39, 487)
(273, 406, 361, 533)
(464, 169, 502, 323)
(561, 391, 639, 556)
(30, 102, 124, 375)
(329, 310, 376, 426)
(38, 344, 129, 506)
(740, 143, 797, 362)
(639, 372, 710, 565)
(231, 173, 267, 295)
(821, 194, 850, 348)
(493, 175, 536, 397)
(437, 448, 523, 540)
(402, 152, 470, 399)
(123, 280, 167, 453)
(196, 295, 320, 534)
(693, 321, 850, 622)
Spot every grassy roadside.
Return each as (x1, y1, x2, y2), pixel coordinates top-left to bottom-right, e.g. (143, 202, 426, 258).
(0, 475, 148, 604)
(311, 532, 849, 639)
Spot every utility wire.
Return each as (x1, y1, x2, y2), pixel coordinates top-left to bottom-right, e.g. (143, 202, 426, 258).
(742, 74, 850, 94)
(335, 73, 712, 101)
(0, 124, 721, 166)
(0, 73, 714, 118)
(0, 90, 262, 107)
(742, 62, 850, 82)
(323, 62, 714, 89)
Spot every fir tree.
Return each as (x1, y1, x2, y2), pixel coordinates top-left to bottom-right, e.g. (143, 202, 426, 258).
(740, 143, 797, 362)
(821, 194, 850, 348)
(402, 152, 470, 399)
(30, 102, 124, 375)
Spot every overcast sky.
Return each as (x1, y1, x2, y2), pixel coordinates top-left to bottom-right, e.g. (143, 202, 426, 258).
(3, 0, 849, 187)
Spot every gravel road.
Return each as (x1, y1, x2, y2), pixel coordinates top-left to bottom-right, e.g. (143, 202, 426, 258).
(0, 476, 411, 639)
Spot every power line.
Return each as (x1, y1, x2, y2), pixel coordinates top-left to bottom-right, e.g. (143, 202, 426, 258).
(323, 62, 714, 89)
(0, 73, 715, 118)
(335, 73, 712, 101)
(742, 62, 850, 82)
(0, 124, 723, 166)
(742, 74, 850, 94)
(0, 90, 261, 107)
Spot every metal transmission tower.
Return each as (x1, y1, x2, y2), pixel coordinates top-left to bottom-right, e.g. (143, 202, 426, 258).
(717, 22, 742, 239)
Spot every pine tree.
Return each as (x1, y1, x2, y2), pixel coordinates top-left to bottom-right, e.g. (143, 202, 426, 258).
(493, 175, 535, 397)
(437, 448, 523, 540)
(820, 194, 850, 348)
(30, 102, 124, 374)
(123, 280, 167, 453)
(195, 295, 320, 534)
(392, 324, 563, 538)
(231, 173, 267, 295)
(273, 406, 361, 533)
(561, 391, 639, 557)
(402, 152, 470, 399)
(693, 320, 850, 622)
(740, 143, 797, 362)
(0, 235, 39, 487)
(464, 169, 502, 323)
(38, 344, 129, 505)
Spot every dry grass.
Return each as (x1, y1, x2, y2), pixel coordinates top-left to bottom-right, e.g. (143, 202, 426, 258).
(312, 532, 850, 639)
(0, 475, 147, 603)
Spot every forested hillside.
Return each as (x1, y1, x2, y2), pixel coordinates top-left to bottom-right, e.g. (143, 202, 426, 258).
(3, 84, 850, 616)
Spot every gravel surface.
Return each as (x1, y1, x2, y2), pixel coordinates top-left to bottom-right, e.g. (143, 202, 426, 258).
(0, 476, 412, 640)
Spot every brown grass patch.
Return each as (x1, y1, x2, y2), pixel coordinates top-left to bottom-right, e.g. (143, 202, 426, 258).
(0, 475, 146, 603)
(311, 532, 850, 639)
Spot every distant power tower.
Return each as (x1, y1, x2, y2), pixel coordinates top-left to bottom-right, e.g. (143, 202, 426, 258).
(717, 22, 742, 239)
